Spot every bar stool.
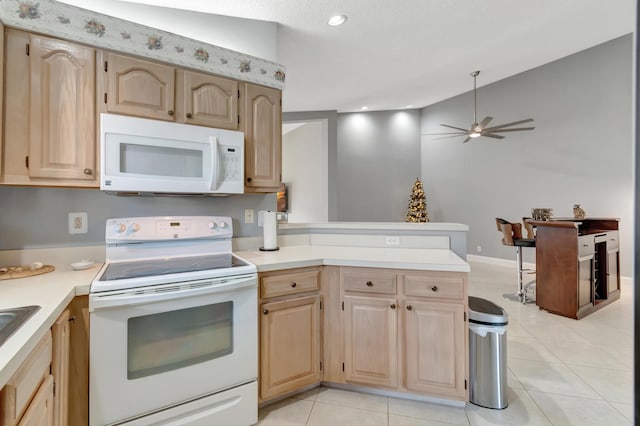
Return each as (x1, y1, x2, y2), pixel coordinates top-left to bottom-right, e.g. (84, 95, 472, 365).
(496, 218, 536, 304)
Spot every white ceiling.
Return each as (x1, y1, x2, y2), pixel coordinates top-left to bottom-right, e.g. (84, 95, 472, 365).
(115, 1, 634, 112)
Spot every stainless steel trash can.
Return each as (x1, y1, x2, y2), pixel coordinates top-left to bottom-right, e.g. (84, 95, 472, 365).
(468, 296, 508, 409)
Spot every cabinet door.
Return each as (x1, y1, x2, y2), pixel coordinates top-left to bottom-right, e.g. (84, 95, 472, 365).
(29, 35, 96, 181)
(243, 83, 281, 191)
(404, 300, 466, 399)
(343, 295, 398, 388)
(16, 376, 53, 426)
(104, 52, 175, 121)
(178, 70, 238, 129)
(260, 295, 321, 401)
(51, 310, 70, 426)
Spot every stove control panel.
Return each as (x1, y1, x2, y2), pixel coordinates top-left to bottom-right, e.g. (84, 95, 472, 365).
(106, 216, 233, 243)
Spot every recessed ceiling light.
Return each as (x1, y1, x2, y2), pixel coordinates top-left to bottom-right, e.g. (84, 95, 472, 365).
(328, 14, 348, 26)
(360, 106, 368, 110)
(405, 104, 414, 108)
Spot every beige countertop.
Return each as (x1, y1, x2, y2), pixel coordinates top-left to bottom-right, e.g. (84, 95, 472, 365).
(0, 244, 468, 389)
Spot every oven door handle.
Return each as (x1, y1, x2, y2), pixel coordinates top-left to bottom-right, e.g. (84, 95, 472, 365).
(90, 276, 256, 311)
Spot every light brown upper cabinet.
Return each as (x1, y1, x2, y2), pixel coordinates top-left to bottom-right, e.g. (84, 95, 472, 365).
(176, 70, 238, 129)
(100, 51, 175, 121)
(2, 29, 97, 187)
(241, 83, 282, 192)
(101, 53, 239, 130)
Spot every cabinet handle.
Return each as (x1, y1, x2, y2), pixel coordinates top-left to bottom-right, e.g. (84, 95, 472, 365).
(582, 244, 589, 247)
(366, 281, 373, 287)
(390, 304, 396, 309)
(291, 282, 297, 288)
(83, 168, 93, 175)
(263, 309, 269, 315)
(431, 286, 438, 292)
(186, 112, 193, 119)
(247, 177, 252, 183)
(406, 305, 413, 311)
(168, 110, 174, 116)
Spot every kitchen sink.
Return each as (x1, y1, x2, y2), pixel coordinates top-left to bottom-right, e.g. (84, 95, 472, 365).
(0, 305, 40, 347)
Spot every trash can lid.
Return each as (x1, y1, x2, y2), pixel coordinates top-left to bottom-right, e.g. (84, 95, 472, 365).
(468, 296, 508, 325)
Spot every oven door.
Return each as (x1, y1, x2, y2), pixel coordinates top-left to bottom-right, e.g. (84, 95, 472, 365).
(89, 273, 257, 426)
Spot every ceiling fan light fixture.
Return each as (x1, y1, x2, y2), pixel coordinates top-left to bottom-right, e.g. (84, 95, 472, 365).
(328, 14, 348, 26)
(469, 132, 481, 138)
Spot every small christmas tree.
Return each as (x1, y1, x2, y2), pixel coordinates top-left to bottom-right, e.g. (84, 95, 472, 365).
(405, 178, 430, 222)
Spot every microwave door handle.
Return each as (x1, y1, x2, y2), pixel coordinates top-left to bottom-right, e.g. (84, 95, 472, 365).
(209, 136, 219, 191)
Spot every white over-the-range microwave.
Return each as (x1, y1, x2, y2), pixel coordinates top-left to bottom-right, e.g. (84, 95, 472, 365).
(100, 113, 244, 195)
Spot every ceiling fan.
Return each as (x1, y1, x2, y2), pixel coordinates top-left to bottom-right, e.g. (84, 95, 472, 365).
(426, 71, 535, 143)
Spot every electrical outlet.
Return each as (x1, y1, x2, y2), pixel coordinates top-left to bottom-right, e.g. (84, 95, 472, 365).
(68, 212, 88, 234)
(476, 245, 482, 253)
(244, 209, 255, 224)
(385, 236, 400, 246)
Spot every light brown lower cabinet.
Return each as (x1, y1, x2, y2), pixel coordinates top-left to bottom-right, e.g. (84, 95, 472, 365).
(1, 331, 53, 426)
(340, 267, 468, 401)
(259, 267, 322, 403)
(1, 303, 80, 426)
(258, 266, 469, 404)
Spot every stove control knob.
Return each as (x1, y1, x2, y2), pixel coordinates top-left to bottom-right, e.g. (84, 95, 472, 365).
(116, 223, 126, 233)
(128, 223, 140, 233)
(219, 221, 228, 229)
(208, 221, 216, 229)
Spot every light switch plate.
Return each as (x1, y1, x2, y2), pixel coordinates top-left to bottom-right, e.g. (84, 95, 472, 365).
(244, 209, 255, 224)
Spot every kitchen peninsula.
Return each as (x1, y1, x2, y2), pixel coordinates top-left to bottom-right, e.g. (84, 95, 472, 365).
(532, 218, 620, 319)
(235, 221, 471, 405)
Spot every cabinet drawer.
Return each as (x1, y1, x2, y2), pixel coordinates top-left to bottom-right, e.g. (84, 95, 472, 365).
(1, 331, 52, 425)
(342, 268, 396, 294)
(606, 231, 619, 251)
(261, 268, 320, 298)
(578, 235, 594, 258)
(404, 274, 465, 301)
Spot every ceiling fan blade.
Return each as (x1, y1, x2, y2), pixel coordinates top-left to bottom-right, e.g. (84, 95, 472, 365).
(478, 116, 493, 129)
(422, 131, 468, 136)
(432, 134, 470, 140)
(483, 118, 534, 131)
(440, 124, 471, 132)
(487, 127, 535, 133)
(462, 136, 472, 143)
(482, 133, 506, 139)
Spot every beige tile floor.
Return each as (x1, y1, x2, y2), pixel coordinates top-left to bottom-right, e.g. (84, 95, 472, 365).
(257, 260, 634, 425)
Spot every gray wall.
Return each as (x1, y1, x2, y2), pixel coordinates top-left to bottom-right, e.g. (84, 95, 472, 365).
(0, 186, 274, 249)
(337, 110, 422, 221)
(421, 34, 633, 276)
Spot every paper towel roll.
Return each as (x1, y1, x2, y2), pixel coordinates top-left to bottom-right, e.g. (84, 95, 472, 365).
(262, 211, 278, 250)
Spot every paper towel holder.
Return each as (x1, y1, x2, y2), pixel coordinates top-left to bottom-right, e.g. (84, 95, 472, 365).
(259, 246, 280, 251)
